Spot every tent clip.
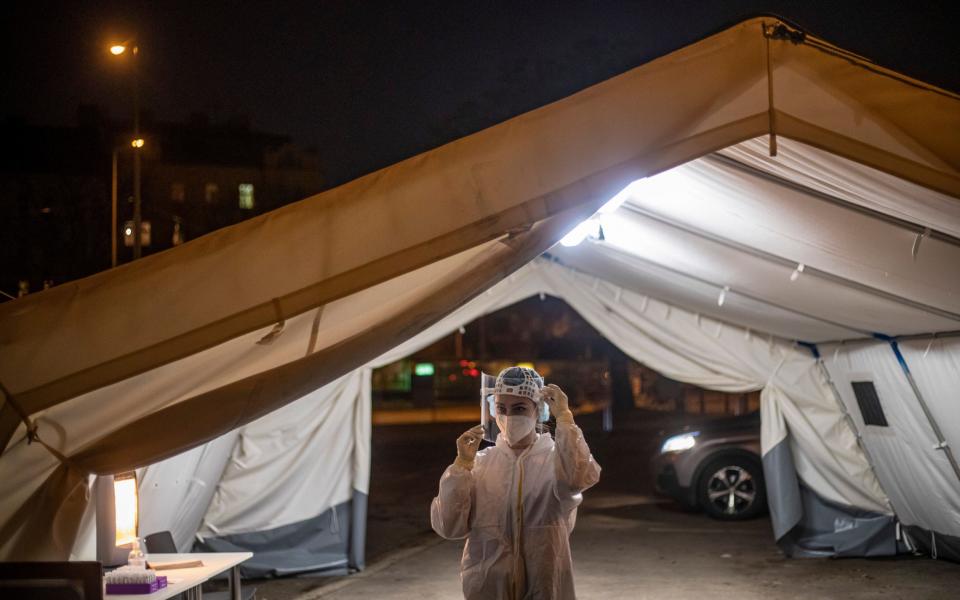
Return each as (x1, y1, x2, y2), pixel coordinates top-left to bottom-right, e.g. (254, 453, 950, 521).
(0, 380, 38, 446)
(763, 22, 807, 45)
(256, 298, 287, 345)
(911, 228, 930, 260)
(0, 381, 76, 467)
(933, 440, 950, 451)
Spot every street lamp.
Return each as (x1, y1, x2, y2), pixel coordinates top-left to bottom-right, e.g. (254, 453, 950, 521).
(108, 39, 143, 260)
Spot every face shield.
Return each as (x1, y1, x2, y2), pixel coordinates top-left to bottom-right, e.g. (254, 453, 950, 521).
(481, 367, 548, 443)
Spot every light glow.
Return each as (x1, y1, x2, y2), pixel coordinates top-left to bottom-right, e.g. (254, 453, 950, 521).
(557, 179, 646, 248)
(131, 138, 145, 148)
(598, 179, 645, 214)
(660, 431, 699, 454)
(560, 219, 601, 247)
(113, 473, 139, 546)
(110, 45, 127, 55)
(414, 362, 435, 376)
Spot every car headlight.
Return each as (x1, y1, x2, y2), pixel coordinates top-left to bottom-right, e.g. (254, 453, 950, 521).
(660, 431, 699, 454)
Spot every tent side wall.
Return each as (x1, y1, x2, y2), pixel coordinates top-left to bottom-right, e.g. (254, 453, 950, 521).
(819, 337, 960, 560)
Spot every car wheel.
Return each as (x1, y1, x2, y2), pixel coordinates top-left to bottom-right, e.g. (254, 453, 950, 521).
(696, 455, 766, 520)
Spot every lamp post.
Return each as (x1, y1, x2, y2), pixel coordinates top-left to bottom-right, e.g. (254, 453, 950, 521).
(109, 41, 144, 260)
(111, 147, 118, 267)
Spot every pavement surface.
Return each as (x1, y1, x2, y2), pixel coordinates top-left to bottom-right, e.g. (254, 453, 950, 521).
(233, 410, 960, 599)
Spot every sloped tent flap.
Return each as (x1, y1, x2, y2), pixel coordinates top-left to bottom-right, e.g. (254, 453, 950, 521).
(0, 212, 591, 559)
(2, 16, 960, 560)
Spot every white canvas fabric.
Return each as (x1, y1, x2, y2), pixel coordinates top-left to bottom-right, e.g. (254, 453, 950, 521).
(529, 261, 890, 513)
(720, 137, 960, 239)
(138, 431, 239, 550)
(618, 146, 960, 317)
(899, 338, 960, 458)
(822, 340, 960, 538)
(197, 371, 368, 539)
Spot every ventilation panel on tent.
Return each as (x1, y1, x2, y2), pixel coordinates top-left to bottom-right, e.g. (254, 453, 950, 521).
(851, 381, 889, 427)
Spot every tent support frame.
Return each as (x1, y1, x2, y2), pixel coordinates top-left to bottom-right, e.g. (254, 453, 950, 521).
(620, 203, 960, 324)
(799, 344, 896, 514)
(880, 336, 960, 486)
(814, 330, 960, 348)
(579, 243, 870, 338)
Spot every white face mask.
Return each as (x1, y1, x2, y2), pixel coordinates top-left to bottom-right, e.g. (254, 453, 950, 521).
(496, 414, 536, 446)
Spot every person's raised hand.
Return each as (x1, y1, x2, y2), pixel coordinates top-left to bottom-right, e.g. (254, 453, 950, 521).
(455, 424, 484, 470)
(541, 384, 574, 424)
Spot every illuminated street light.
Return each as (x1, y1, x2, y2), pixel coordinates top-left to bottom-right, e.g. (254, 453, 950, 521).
(108, 38, 143, 260)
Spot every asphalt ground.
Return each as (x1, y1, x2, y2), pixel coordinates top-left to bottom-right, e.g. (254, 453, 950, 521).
(226, 410, 960, 599)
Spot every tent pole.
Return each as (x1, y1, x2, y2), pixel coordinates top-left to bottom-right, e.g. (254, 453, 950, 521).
(574, 244, 871, 338)
(620, 204, 960, 323)
(882, 337, 960, 486)
(801, 344, 896, 514)
(813, 329, 960, 348)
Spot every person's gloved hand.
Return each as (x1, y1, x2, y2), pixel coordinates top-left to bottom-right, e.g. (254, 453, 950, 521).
(542, 384, 574, 424)
(455, 424, 484, 470)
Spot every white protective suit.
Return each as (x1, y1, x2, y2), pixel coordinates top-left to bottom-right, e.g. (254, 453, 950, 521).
(430, 422, 601, 599)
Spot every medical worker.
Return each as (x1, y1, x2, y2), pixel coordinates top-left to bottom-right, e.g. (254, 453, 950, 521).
(430, 366, 601, 599)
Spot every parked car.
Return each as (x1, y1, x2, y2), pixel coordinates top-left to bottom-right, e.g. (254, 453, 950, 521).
(650, 411, 766, 520)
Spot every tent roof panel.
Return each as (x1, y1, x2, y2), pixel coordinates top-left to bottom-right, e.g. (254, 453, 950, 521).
(621, 151, 960, 314)
(547, 248, 857, 342)
(575, 211, 960, 337)
(719, 137, 960, 239)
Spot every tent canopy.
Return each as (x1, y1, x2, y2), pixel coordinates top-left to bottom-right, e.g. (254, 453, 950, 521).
(1, 17, 958, 562)
(554, 136, 960, 342)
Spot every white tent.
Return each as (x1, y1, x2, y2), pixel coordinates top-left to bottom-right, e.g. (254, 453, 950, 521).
(2, 17, 959, 565)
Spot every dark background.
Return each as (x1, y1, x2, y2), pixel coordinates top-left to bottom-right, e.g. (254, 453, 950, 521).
(3, 1, 958, 187)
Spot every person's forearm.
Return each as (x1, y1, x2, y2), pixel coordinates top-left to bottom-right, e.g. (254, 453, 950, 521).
(430, 464, 474, 539)
(554, 421, 601, 492)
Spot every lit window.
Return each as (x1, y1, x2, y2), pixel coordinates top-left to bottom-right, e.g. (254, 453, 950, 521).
(238, 183, 255, 210)
(171, 183, 185, 202)
(172, 217, 185, 246)
(204, 183, 219, 203)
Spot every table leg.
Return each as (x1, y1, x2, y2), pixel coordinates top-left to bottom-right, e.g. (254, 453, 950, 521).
(186, 586, 203, 600)
(230, 565, 241, 600)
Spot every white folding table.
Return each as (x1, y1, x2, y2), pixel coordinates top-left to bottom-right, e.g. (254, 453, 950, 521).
(104, 552, 253, 600)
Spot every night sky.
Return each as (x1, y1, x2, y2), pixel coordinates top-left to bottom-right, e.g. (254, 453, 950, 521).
(3, 1, 958, 187)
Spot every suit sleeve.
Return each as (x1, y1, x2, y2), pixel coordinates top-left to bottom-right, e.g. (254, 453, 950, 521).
(430, 462, 475, 540)
(554, 421, 601, 494)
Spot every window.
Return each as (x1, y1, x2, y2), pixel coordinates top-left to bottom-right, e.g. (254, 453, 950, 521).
(204, 183, 219, 204)
(170, 183, 185, 203)
(851, 381, 888, 427)
(172, 216, 184, 246)
(238, 183, 255, 210)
